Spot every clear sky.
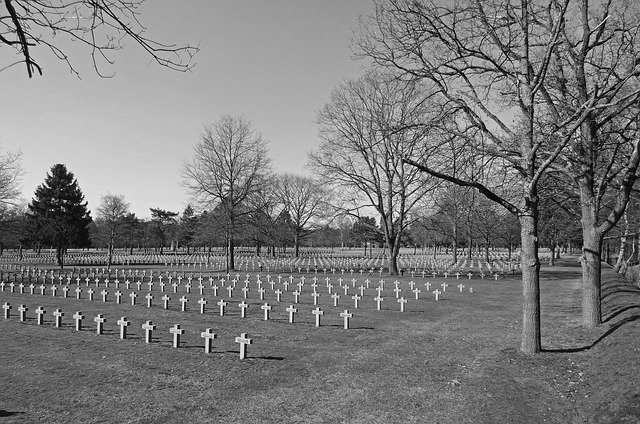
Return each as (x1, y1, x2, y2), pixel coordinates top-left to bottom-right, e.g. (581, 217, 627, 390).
(2, 0, 374, 219)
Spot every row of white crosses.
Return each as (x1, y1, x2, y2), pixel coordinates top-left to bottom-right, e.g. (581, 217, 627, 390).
(1, 302, 254, 359)
(1, 272, 473, 314)
(1, 277, 366, 326)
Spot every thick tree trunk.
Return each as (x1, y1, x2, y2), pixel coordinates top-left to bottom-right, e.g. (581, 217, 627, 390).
(294, 233, 300, 258)
(549, 246, 555, 267)
(580, 225, 602, 328)
(579, 182, 603, 328)
(388, 243, 399, 275)
(108, 242, 113, 268)
(452, 239, 458, 264)
(519, 210, 541, 354)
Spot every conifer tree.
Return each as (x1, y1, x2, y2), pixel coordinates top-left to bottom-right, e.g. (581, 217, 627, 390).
(27, 164, 92, 268)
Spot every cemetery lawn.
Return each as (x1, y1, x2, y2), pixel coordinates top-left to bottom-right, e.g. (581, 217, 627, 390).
(1, 258, 639, 423)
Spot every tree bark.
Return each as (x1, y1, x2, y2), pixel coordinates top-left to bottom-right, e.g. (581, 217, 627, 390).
(388, 245, 399, 275)
(519, 209, 541, 354)
(227, 236, 235, 272)
(56, 245, 65, 269)
(578, 180, 603, 328)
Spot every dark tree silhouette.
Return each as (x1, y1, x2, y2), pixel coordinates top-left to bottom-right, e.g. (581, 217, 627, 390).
(27, 164, 92, 268)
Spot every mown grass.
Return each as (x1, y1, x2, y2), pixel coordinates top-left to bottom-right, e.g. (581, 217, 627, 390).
(0, 257, 638, 423)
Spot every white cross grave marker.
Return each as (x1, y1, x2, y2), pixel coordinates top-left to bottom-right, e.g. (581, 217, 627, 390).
(117, 317, 130, 339)
(312, 307, 324, 327)
(94, 314, 106, 334)
(36, 306, 45, 325)
(235, 333, 252, 359)
(261, 303, 271, 321)
(170, 324, 185, 348)
(398, 297, 407, 312)
(73, 311, 84, 331)
(201, 328, 217, 353)
(142, 320, 156, 343)
(286, 305, 297, 323)
(53, 309, 63, 327)
(239, 301, 248, 318)
(340, 310, 353, 329)
(180, 295, 188, 311)
(218, 299, 227, 316)
(18, 304, 27, 321)
(198, 298, 207, 314)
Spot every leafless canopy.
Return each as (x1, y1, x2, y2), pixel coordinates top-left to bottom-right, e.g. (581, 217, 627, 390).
(182, 115, 271, 219)
(0, 149, 23, 206)
(96, 193, 129, 226)
(312, 71, 439, 273)
(1, 0, 198, 77)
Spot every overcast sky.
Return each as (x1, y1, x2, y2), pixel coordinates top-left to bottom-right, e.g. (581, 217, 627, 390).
(2, 1, 374, 218)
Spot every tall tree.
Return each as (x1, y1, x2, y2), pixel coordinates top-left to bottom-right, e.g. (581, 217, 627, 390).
(182, 115, 271, 272)
(546, 0, 640, 328)
(27, 164, 91, 268)
(311, 71, 437, 275)
(95, 193, 130, 268)
(276, 173, 327, 257)
(1, 0, 197, 78)
(355, 0, 586, 353)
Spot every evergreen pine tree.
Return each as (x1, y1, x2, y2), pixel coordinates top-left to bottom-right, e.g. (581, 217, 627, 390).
(27, 164, 92, 268)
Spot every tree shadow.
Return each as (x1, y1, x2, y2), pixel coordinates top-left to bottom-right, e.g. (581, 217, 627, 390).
(603, 305, 640, 323)
(0, 410, 25, 417)
(543, 314, 640, 353)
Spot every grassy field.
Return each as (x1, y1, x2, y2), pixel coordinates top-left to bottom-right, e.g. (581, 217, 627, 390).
(0, 257, 638, 423)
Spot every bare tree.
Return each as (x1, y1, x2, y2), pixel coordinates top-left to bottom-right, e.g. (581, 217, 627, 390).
(0, 149, 23, 205)
(472, 197, 503, 263)
(543, 0, 640, 328)
(354, 0, 586, 353)
(311, 71, 437, 275)
(182, 115, 271, 271)
(276, 173, 328, 257)
(1, 0, 198, 77)
(95, 193, 130, 268)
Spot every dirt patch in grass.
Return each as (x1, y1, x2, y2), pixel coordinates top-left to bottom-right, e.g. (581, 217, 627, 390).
(0, 258, 638, 423)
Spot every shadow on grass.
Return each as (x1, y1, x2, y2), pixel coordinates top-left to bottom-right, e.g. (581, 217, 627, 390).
(543, 314, 640, 353)
(603, 305, 640, 323)
(0, 410, 25, 417)
(225, 350, 284, 360)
